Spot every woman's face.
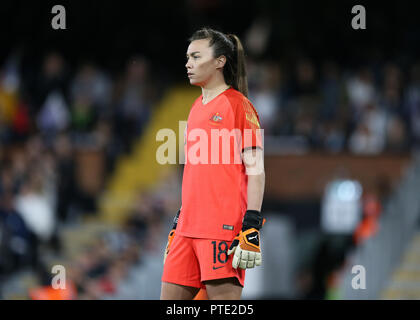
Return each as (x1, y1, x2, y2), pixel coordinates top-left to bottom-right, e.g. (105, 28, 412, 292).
(186, 39, 221, 86)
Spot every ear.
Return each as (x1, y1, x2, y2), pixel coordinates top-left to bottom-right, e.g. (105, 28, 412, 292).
(216, 55, 227, 69)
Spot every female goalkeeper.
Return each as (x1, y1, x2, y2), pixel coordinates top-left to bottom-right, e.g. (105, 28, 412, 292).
(161, 28, 265, 300)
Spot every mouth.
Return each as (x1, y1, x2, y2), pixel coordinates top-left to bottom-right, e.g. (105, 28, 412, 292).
(187, 73, 194, 77)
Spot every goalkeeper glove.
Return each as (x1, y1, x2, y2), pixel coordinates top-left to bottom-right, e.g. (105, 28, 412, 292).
(164, 209, 180, 264)
(228, 210, 265, 269)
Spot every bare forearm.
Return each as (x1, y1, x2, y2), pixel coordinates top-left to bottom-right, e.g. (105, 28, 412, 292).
(247, 171, 265, 211)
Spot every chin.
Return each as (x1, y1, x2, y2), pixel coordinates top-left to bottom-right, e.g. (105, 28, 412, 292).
(189, 79, 201, 86)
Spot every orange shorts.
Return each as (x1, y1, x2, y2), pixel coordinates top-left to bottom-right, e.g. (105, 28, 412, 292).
(162, 234, 245, 289)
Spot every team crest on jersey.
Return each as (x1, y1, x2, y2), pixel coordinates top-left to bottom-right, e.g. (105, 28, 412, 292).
(210, 112, 223, 124)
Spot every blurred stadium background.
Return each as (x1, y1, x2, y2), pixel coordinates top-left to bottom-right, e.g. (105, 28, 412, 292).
(1, 0, 420, 299)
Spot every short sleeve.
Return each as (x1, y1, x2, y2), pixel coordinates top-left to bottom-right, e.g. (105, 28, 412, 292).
(235, 98, 263, 152)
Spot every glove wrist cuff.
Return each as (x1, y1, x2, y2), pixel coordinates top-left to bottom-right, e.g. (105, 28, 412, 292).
(242, 210, 263, 231)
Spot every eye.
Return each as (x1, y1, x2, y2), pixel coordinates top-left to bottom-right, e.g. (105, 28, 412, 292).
(186, 55, 199, 61)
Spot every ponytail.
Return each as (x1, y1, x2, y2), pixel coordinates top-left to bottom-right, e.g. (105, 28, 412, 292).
(189, 28, 249, 97)
(227, 34, 248, 98)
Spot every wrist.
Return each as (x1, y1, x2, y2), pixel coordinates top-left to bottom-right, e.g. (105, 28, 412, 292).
(242, 210, 263, 231)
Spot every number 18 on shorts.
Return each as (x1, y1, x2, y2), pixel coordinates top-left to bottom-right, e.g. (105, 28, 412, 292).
(162, 235, 245, 288)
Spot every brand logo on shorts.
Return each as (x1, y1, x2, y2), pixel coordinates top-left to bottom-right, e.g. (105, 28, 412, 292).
(223, 224, 234, 231)
(213, 266, 224, 270)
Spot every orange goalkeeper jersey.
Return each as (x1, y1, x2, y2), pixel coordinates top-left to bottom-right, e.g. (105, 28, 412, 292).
(177, 88, 263, 241)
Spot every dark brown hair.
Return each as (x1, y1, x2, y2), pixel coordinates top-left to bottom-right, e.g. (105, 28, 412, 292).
(189, 28, 248, 97)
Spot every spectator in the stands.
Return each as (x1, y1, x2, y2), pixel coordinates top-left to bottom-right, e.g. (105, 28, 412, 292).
(31, 52, 70, 114)
(112, 56, 152, 153)
(248, 61, 282, 135)
(404, 62, 420, 151)
(346, 67, 376, 121)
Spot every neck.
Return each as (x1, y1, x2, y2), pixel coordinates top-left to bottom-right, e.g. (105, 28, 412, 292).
(201, 72, 230, 104)
(201, 82, 230, 104)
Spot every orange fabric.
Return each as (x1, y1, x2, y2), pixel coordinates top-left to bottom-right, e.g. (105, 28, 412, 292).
(239, 228, 261, 252)
(29, 281, 77, 300)
(354, 217, 378, 245)
(353, 194, 382, 245)
(165, 229, 176, 255)
(193, 289, 208, 300)
(177, 88, 263, 241)
(162, 234, 245, 288)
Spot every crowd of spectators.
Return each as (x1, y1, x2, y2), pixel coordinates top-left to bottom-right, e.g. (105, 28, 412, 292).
(29, 170, 181, 300)
(0, 51, 158, 294)
(248, 58, 420, 154)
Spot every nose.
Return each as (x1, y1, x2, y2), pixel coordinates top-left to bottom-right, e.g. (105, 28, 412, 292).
(185, 59, 192, 69)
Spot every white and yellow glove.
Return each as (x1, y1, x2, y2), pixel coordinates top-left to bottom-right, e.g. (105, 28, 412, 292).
(228, 210, 266, 269)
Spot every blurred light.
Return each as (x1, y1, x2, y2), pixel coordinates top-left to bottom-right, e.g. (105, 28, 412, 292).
(337, 180, 362, 201)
